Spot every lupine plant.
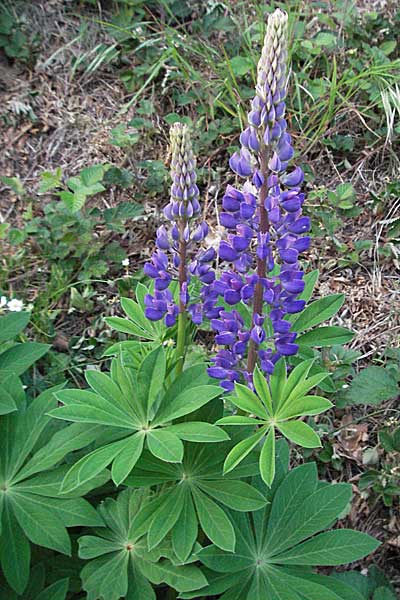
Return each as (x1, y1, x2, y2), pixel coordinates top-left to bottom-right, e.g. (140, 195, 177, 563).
(0, 9, 380, 600)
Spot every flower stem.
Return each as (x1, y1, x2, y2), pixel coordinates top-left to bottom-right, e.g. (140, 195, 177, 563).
(247, 152, 270, 376)
(176, 235, 187, 375)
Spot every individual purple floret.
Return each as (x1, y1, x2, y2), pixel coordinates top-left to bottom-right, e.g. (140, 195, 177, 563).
(206, 9, 311, 390)
(144, 123, 214, 328)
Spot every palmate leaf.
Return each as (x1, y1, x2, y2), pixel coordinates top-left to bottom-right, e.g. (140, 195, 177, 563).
(0, 387, 106, 595)
(217, 359, 330, 486)
(180, 442, 379, 600)
(125, 437, 265, 559)
(49, 350, 223, 490)
(78, 489, 207, 600)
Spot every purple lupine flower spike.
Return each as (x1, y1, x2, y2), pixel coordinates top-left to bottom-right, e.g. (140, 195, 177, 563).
(144, 123, 214, 327)
(207, 9, 311, 390)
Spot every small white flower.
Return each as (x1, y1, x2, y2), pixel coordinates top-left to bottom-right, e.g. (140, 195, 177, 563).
(7, 299, 24, 312)
(0, 296, 7, 308)
(122, 258, 130, 267)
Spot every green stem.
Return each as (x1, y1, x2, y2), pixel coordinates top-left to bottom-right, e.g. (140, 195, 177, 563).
(175, 310, 186, 376)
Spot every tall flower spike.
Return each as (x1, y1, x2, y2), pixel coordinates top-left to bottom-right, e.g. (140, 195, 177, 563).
(207, 9, 310, 391)
(144, 124, 215, 339)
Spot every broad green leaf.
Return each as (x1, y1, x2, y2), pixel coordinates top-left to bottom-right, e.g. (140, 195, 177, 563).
(296, 573, 366, 600)
(137, 346, 166, 414)
(121, 297, 150, 332)
(267, 483, 352, 555)
(297, 326, 354, 347)
(223, 429, 265, 474)
(0, 388, 17, 415)
(253, 365, 273, 415)
(0, 312, 30, 343)
(141, 558, 208, 593)
(78, 535, 123, 559)
(147, 485, 185, 550)
(0, 503, 30, 594)
(193, 487, 235, 552)
(274, 570, 350, 600)
(299, 269, 319, 303)
(80, 164, 104, 186)
(172, 492, 197, 562)
(13, 465, 108, 498)
(10, 492, 71, 555)
(8, 384, 62, 479)
(273, 529, 380, 565)
(14, 423, 102, 483)
(347, 366, 399, 406)
(167, 421, 229, 442)
(278, 395, 332, 419)
(217, 416, 261, 426)
(278, 420, 322, 448)
(373, 587, 398, 600)
(49, 403, 135, 429)
(44, 497, 103, 527)
(197, 480, 267, 511)
(270, 358, 287, 409)
(81, 552, 129, 600)
(111, 432, 145, 486)
(265, 462, 319, 553)
(291, 294, 344, 333)
(0, 342, 50, 375)
(282, 359, 315, 402)
(147, 430, 183, 463)
(283, 372, 329, 407)
(154, 384, 221, 424)
(259, 427, 275, 487)
(230, 383, 269, 419)
(35, 578, 69, 600)
(85, 370, 128, 412)
(60, 438, 128, 493)
(105, 316, 152, 338)
(198, 544, 254, 574)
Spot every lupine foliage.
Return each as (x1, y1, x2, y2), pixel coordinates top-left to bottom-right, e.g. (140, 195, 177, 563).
(0, 8, 382, 600)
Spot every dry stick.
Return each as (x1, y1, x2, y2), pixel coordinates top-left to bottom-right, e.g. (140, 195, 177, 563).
(246, 151, 270, 376)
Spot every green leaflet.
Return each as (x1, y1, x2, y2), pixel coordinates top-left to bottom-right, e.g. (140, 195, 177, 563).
(291, 294, 345, 333)
(147, 429, 184, 463)
(10, 492, 71, 555)
(277, 420, 322, 449)
(228, 384, 269, 419)
(35, 578, 69, 600)
(259, 427, 275, 487)
(167, 421, 229, 442)
(0, 311, 30, 343)
(197, 480, 267, 511)
(111, 432, 145, 486)
(0, 342, 50, 376)
(223, 429, 265, 474)
(193, 487, 236, 552)
(0, 502, 30, 594)
(273, 530, 380, 565)
(296, 326, 354, 347)
(147, 485, 185, 550)
(172, 492, 198, 562)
